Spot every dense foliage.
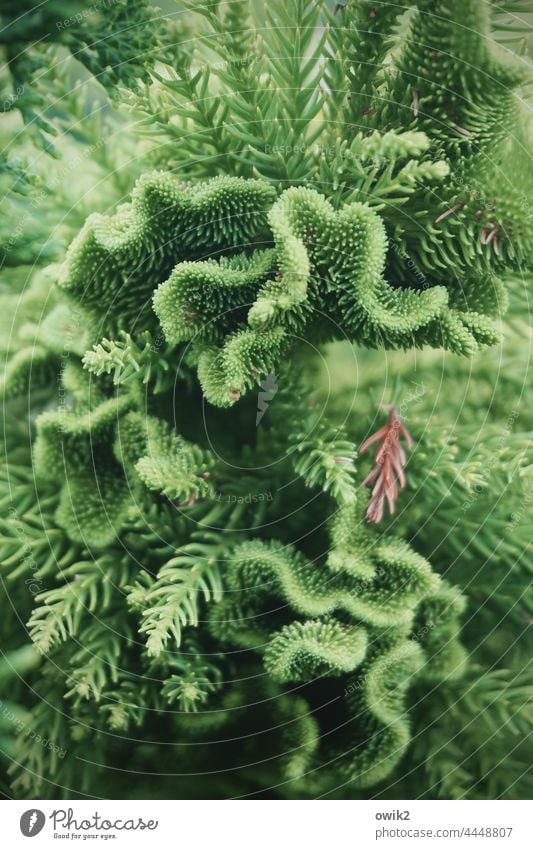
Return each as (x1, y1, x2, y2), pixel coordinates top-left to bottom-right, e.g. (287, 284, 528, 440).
(0, 0, 531, 799)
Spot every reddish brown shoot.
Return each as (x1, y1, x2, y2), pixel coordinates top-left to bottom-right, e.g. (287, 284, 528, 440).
(480, 221, 501, 256)
(435, 200, 466, 223)
(359, 405, 414, 523)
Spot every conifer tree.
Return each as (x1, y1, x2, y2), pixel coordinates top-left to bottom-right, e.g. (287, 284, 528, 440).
(0, 0, 531, 800)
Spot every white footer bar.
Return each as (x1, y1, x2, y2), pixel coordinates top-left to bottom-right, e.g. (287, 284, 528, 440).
(2, 799, 529, 848)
